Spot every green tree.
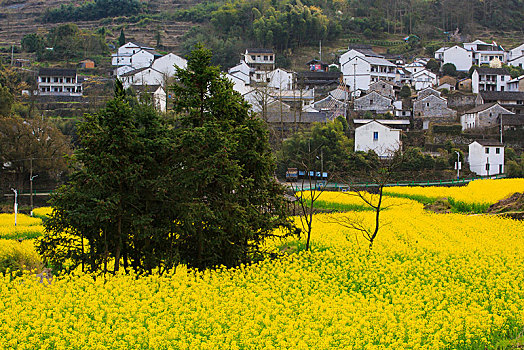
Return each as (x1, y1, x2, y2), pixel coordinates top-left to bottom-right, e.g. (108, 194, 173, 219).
(0, 84, 13, 117)
(21, 33, 45, 53)
(118, 29, 126, 47)
(399, 84, 411, 99)
(170, 44, 296, 269)
(425, 59, 440, 73)
(37, 81, 178, 275)
(442, 63, 457, 77)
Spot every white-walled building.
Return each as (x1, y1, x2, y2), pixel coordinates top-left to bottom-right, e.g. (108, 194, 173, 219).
(131, 84, 167, 112)
(412, 69, 437, 90)
(404, 61, 426, 75)
(468, 140, 504, 176)
(341, 55, 397, 91)
(121, 67, 164, 88)
(151, 53, 187, 77)
(228, 61, 252, 85)
(441, 45, 473, 71)
(354, 120, 401, 158)
(507, 75, 524, 92)
(267, 68, 294, 90)
(244, 48, 275, 83)
(472, 67, 511, 94)
(464, 40, 506, 65)
(508, 44, 524, 68)
(37, 68, 82, 96)
(461, 103, 514, 130)
(111, 42, 155, 66)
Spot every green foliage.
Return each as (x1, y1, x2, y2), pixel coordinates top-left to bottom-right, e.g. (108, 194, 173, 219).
(25, 23, 109, 61)
(399, 85, 411, 98)
(506, 155, 524, 178)
(503, 64, 524, 79)
(432, 124, 462, 135)
(43, 0, 144, 23)
(38, 81, 178, 275)
(426, 59, 440, 74)
(442, 63, 457, 77)
(21, 34, 45, 53)
(170, 45, 296, 269)
(277, 119, 354, 177)
(118, 29, 126, 47)
(0, 84, 13, 117)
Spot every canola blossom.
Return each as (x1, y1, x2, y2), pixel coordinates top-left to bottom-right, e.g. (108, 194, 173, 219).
(383, 178, 524, 210)
(1, 185, 524, 349)
(0, 213, 44, 240)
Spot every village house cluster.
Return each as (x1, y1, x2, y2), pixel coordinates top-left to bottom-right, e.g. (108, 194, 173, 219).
(36, 40, 524, 177)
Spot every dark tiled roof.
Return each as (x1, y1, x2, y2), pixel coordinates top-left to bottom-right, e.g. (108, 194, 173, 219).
(39, 68, 76, 77)
(266, 111, 330, 123)
(120, 67, 150, 77)
(476, 139, 503, 146)
(474, 67, 510, 75)
(480, 91, 524, 101)
(501, 114, 524, 126)
(465, 102, 498, 113)
(297, 71, 342, 80)
(246, 48, 274, 54)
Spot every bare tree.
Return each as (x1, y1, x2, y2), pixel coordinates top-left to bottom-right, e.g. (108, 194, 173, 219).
(326, 150, 406, 250)
(290, 142, 329, 251)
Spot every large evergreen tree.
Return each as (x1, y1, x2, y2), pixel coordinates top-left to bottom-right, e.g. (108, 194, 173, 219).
(38, 81, 178, 274)
(170, 44, 296, 269)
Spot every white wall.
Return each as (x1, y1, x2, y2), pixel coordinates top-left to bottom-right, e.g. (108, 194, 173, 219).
(468, 142, 504, 176)
(461, 113, 476, 130)
(152, 53, 187, 77)
(442, 46, 472, 72)
(130, 50, 155, 70)
(355, 121, 401, 158)
(122, 68, 164, 88)
(267, 69, 294, 90)
(341, 56, 372, 91)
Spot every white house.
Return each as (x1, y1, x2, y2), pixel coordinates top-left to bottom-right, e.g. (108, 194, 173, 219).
(471, 67, 511, 94)
(509, 55, 524, 69)
(267, 68, 294, 90)
(434, 47, 449, 61)
(151, 53, 187, 77)
(354, 120, 401, 158)
(412, 69, 437, 90)
(111, 42, 155, 66)
(120, 67, 164, 88)
(509, 43, 524, 61)
(131, 84, 167, 112)
(461, 103, 514, 130)
(468, 140, 504, 176)
(228, 61, 252, 85)
(441, 45, 473, 71)
(225, 73, 249, 95)
(403, 61, 426, 75)
(37, 68, 83, 96)
(507, 75, 524, 92)
(244, 48, 275, 83)
(341, 55, 397, 91)
(464, 40, 506, 65)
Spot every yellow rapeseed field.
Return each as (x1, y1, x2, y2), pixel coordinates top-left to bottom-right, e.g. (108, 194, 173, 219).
(0, 213, 44, 240)
(383, 178, 524, 208)
(1, 184, 523, 349)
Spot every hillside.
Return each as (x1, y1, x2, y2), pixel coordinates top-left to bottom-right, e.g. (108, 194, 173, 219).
(0, 0, 197, 52)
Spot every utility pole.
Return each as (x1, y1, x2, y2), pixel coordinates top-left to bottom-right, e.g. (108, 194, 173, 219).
(11, 44, 14, 66)
(319, 40, 322, 62)
(500, 115, 503, 143)
(455, 151, 460, 180)
(11, 188, 18, 226)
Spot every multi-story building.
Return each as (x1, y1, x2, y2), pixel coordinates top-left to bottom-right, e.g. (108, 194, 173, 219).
(244, 48, 275, 83)
(468, 140, 504, 176)
(37, 68, 82, 96)
(463, 40, 506, 65)
(340, 55, 397, 91)
(471, 67, 511, 94)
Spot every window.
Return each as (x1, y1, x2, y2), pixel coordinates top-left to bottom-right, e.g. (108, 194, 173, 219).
(370, 99, 374, 105)
(485, 148, 489, 154)
(496, 148, 500, 154)
(501, 86, 504, 91)
(426, 102, 430, 107)
(501, 76, 505, 81)
(499, 164, 503, 173)
(373, 132, 379, 141)
(251, 55, 255, 60)
(264, 56, 268, 61)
